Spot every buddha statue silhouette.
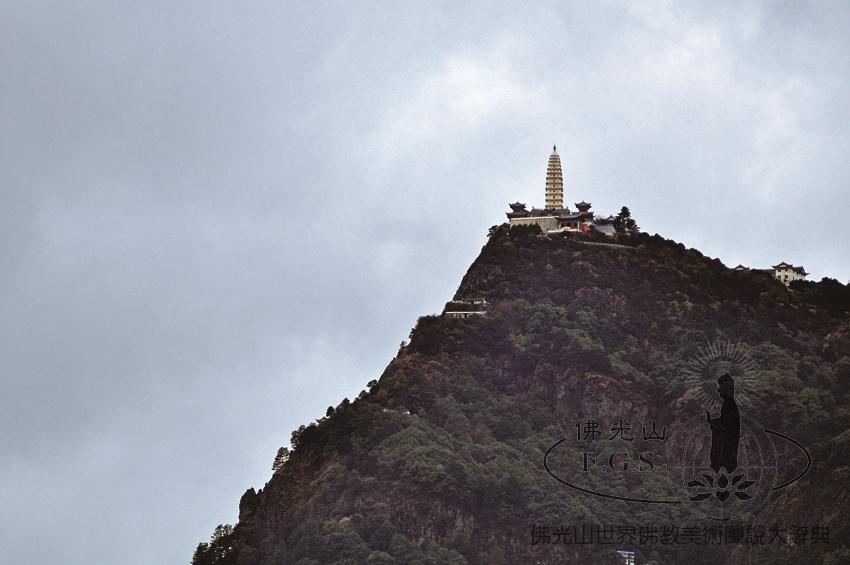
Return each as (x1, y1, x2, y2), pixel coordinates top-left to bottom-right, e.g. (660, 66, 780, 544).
(706, 373, 740, 473)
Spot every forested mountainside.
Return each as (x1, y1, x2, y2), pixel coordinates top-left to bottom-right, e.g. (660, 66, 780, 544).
(193, 224, 850, 565)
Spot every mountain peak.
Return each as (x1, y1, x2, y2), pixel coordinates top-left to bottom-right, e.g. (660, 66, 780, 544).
(193, 224, 850, 565)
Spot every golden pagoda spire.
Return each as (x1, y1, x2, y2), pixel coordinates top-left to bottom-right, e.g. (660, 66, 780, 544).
(545, 145, 564, 210)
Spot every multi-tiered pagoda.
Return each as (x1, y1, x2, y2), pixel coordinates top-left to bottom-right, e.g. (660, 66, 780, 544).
(545, 145, 564, 210)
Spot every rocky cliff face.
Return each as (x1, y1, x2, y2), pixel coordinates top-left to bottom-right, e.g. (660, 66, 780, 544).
(193, 225, 850, 565)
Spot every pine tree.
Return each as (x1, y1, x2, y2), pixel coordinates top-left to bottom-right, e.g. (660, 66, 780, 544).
(614, 206, 639, 233)
(272, 447, 289, 472)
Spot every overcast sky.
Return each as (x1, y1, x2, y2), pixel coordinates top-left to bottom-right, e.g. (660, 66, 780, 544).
(2, 2, 849, 564)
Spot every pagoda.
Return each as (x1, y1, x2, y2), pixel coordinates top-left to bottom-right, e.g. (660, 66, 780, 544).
(503, 146, 615, 237)
(545, 145, 564, 210)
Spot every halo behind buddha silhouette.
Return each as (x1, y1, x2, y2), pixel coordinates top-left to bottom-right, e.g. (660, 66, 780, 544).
(707, 373, 740, 472)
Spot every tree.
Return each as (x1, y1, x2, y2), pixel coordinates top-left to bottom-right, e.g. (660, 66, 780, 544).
(272, 447, 290, 472)
(614, 206, 639, 233)
(290, 425, 307, 450)
(192, 524, 236, 565)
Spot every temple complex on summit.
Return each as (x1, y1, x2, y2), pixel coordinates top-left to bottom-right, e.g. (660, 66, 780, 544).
(507, 146, 814, 288)
(506, 146, 616, 236)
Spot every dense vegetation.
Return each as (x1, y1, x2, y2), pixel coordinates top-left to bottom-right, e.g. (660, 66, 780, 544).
(193, 224, 850, 565)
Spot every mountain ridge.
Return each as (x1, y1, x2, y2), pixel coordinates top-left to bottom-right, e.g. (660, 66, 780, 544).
(193, 224, 850, 565)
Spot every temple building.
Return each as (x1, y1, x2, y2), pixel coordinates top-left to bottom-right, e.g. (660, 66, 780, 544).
(771, 262, 809, 286)
(443, 298, 488, 319)
(505, 146, 615, 236)
(733, 262, 809, 287)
